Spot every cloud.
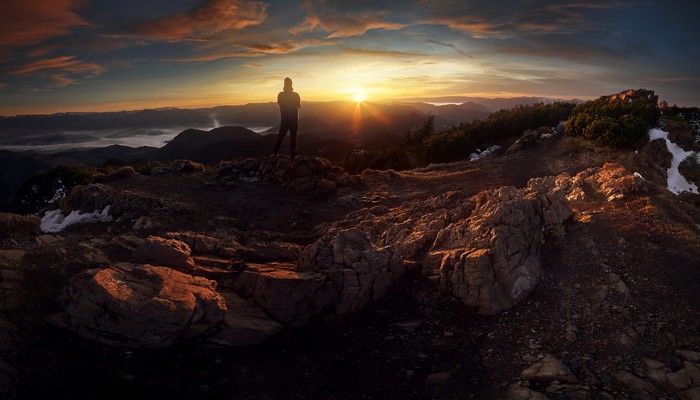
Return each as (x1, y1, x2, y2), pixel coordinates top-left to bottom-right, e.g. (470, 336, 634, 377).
(240, 43, 300, 54)
(164, 51, 263, 62)
(243, 63, 262, 68)
(127, 0, 268, 42)
(419, 0, 637, 38)
(5, 56, 103, 88)
(292, 1, 405, 38)
(0, 1, 90, 50)
(5, 56, 102, 77)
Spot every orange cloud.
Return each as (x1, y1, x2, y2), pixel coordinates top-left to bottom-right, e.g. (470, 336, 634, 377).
(5, 56, 103, 77)
(129, 0, 268, 42)
(0, 1, 89, 49)
(165, 51, 263, 62)
(292, 5, 405, 39)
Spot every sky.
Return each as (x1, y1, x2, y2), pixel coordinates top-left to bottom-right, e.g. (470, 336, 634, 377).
(1, 0, 699, 116)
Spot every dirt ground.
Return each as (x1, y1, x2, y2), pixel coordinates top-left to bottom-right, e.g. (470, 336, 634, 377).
(3, 130, 700, 399)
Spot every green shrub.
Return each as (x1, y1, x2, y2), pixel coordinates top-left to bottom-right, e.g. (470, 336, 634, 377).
(563, 89, 660, 147)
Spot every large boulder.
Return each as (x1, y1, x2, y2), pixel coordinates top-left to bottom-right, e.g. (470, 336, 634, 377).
(58, 263, 226, 347)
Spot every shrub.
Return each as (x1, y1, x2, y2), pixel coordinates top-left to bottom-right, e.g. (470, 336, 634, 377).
(15, 166, 101, 214)
(564, 89, 660, 147)
(342, 101, 576, 173)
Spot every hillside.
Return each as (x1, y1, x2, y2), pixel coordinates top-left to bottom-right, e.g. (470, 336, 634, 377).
(0, 111, 699, 399)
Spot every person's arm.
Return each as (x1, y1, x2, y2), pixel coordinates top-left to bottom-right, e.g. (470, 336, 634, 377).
(296, 93, 301, 109)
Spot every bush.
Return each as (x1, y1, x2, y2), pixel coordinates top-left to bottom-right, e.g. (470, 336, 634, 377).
(342, 101, 576, 173)
(564, 89, 660, 147)
(15, 166, 101, 214)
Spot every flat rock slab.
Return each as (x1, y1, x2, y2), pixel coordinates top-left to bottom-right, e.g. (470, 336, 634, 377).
(59, 263, 226, 348)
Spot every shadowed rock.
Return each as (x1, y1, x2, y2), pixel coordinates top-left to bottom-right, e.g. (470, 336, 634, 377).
(56, 263, 226, 348)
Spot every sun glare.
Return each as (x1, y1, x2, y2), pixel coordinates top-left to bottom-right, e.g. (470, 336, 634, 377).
(352, 92, 367, 103)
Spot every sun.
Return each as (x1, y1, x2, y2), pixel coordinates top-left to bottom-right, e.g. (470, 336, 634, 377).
(352, 92, 367, 103)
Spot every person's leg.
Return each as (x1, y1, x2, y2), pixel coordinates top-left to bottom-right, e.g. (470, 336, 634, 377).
(273, 122, 288, 155)
(289, 121, 298, 159)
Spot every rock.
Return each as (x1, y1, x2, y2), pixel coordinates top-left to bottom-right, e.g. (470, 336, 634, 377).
(677, 351, 700, 363)
(646, 360, 700, 400)
(165, 231, 224, 254)
(426, 371, 454, 385)
(239, 241, 302, 262)
(506, 128, 551, 155)
(0, 212, 40, 238)
(137, 235, 194, 271)
(613, 370, 657, 400)
(298, 228, 405, 316)
(217, 155, 359, 194)
(59, 263, 226, 347)
(60, 183, 166, 218)
(233, 263, 335, 326)
(207, 292, 283, 346)
(504, 383, 549, 400)
(521, 354, 578, 384)
(316, 178, 337, 194)
(111, 235, 146, 252)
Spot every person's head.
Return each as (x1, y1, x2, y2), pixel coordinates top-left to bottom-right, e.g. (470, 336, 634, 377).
(283, 77, 293, 90)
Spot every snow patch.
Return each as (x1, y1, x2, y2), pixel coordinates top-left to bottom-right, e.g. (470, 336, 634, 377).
(470, 145, 501, 161)
(40, 206, 113, 233)
(648, 128, 699, 194)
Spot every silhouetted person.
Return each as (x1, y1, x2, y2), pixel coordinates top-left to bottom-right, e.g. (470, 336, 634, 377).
(273, 77, 301, 159)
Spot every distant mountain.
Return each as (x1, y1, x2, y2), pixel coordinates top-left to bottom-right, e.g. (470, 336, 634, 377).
(154, 126, 261, 161)
(407, 96, 581, 112)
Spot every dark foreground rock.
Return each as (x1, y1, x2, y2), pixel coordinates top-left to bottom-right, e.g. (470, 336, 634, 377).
(54, 263, 226, 347)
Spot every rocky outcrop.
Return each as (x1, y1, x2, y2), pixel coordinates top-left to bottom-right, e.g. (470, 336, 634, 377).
(295, 162, 642, 315)
(136, 235, 195, 271)
(506, 126, 555, 155)
(51, 162, 646, 346)
(59, 183, 168, 218)
(56, 263, 226, 347)
(298, 228, 405, 316)
(217, 155, 361, 194)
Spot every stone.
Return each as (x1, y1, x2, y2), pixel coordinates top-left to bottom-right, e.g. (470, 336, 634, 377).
(137, 235, 194, 271)
(521, 354, 578, 384)
(676, 350, 700, 363)
(316, 179, 337, 194)
(613, 370, 657, 400)
(0, 212, 40, 238)
(165, 231, 223, 254)
(239, 241, 302, 262)
(59, 263, 226, 347)
(504, 383, 549, 400)
(298, 228, 405, 316)
(233, 263, 336, 326)
(207, 292, 283, 346)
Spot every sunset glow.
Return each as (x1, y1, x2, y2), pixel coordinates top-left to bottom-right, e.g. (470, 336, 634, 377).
(0, 1, 698, 115)
(352, 92, 367, 103)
